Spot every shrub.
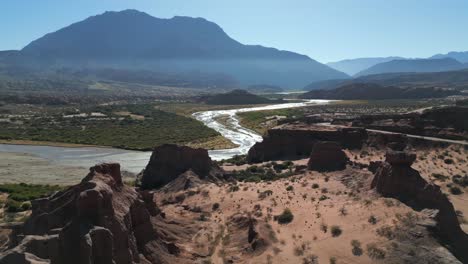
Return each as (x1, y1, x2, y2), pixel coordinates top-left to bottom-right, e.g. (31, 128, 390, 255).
(366, 243, 386, 259)
(368, 215, 378, 225)
(449, 186, 463, 195)
(286, 185, 294, 192)
(319, 195, 329, 201)
(212, 203, 220, 211)
(452, 175, 468, 187)
(20, 202, 32, 211)
(312, 183, 319, 189)
(331, 225, 342, 237)
(275, 208, 294, 224)
(376, 225, 395, 240)
(5, 199, 22, 212)
(351, 240, 363, 256)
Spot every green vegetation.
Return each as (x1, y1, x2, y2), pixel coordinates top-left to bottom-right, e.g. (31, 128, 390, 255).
(230, 162, 295, 182)
(331, 225, 342, 237)
(0, 183, 63, 212)
(0, 104, 225, 150)
(275, 208, 294, 224)
(238, 108, 304, 134)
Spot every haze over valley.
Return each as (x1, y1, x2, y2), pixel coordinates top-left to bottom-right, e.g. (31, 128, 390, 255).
(0, 2, 467, 264)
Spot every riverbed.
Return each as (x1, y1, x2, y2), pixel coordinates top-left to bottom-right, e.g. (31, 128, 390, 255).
(0, 99, 331, 180)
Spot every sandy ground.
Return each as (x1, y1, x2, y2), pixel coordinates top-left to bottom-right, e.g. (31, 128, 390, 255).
(0, 152, 89, 186)
(156, 167, 426, 264)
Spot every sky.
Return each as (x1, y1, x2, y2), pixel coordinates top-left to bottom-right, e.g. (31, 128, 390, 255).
(1, 0, 467, 63)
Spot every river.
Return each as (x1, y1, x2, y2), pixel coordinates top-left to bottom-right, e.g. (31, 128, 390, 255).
(0, 100, 331, 173)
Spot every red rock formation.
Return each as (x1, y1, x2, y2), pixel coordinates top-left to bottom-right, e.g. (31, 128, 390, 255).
(0, 163, 177, 264)
(371, 152, 468, 262)
(247, 124, 366, 163)
(140, 144, 225, 189)
(307, 142, 349, 171)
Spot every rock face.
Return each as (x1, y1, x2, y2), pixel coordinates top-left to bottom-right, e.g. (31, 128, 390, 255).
(0, 163, 172, 264)
(307, 142, 348, 171)
(371, 152, 468, 263)
(140, 144, 224, 189)
(247, 124, 366, 163)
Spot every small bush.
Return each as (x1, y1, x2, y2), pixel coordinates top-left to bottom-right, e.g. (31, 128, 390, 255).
(5, 199, 22, 212)
(367, 243, 386, 259)
(331, 225, 342, 237)
(286, 185, 294, 192)
(275, 208, 294, 224)
(212, 203, 220, 211)
(351, 240, 363, 256)
(368, 215, 377, 225)
(449, 186, 463, 195)
(312, 183, 319, 189)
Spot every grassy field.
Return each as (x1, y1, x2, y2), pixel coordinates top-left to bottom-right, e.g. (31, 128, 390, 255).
(0, 103, 236, 150)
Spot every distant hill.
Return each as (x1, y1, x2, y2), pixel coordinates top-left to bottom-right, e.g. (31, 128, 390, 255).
(304, 69, 468, 91)
(355, 58, 465, 77)
(4, 9, 347, 89)
(299, 83, 460, 100)
(246, 84, 283, 93)
(327, 57, 403, 76)
(198, 89, 284, 105)
(431, 51, 468, 63)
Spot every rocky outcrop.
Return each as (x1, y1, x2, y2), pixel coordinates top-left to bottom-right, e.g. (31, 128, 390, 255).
(221, 213, 274, 262)
(140, 144, 225, 189)
(0, 163, 176, 264)
(307, 142, 348, 171)
(247, 124, 366, 163)
(371, 152, 468, 263)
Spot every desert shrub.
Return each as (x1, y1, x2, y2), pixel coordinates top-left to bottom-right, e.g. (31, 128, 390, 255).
(275, 208, 294, 224)
(351, 240, 363, 256)
(286, 185, 294, 192)
(212, 203, 220, 211)
(5, 199, 23, 212)
(302, 255, 319, 264)
(311, 183, 319, 189)
(331, 225, 342, 237)
(20, 202, 31, 211)
(376, 225, 395, 240)
(368, 215, 378, 225)
(366, 243, 386, 259)
(444, 158, 454, 165)
(319, 195, 329, 201)
(432, 173, 448, 181)
(449, 186, 463, 195)
(452, 175, 468, 187)
(0, 183, 62, 202)
(228, 185, 240, 192)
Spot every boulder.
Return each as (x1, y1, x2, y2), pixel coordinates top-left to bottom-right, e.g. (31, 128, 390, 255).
(307, 142, 349, 172)
(140, 144, 225, 189)
(371, 152, 468, 263)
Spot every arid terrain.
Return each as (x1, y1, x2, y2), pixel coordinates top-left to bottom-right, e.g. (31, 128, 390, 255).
(0, 100, 466, 263)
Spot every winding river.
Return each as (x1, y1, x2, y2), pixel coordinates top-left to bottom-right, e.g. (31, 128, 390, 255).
(0, 100, 331, 173)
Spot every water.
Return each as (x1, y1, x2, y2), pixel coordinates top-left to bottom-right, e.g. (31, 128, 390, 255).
(0, 99, 331, 173)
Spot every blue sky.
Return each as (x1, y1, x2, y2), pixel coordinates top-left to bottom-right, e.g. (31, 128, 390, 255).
(1, 0, 467, 63)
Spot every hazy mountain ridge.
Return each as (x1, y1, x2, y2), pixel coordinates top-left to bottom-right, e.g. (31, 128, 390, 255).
(327, 57, 403, 76)
(431, 51, 468, 63)
(4, 9, 348, 89)
(355, 58, 465, 77)
(300, 82, 460, 100)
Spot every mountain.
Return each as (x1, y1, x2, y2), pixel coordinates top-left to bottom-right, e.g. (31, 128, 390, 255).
(197, 89, 284, 105)
(299, 82, 460, 100)
(431, 51, 468, 63)
(326, 57, 403, 76)
(355, 58, 465, 77)
(7, 9, 347, 89)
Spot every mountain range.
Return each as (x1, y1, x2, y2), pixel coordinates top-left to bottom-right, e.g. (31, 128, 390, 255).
(0, 9, 348, 89)
(326, 57, 403, 76)
(354, 58, 465, 77)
